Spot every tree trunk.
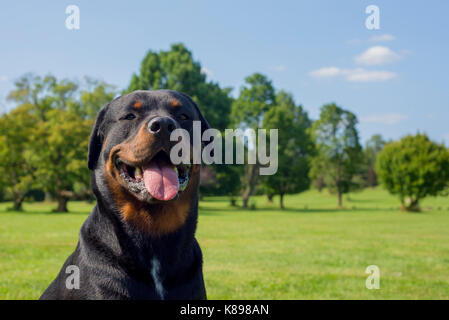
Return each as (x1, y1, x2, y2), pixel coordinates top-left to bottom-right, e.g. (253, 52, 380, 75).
(54, 190, 74, 212)
(242, 196, 249, 208)
(267, 193, 273, 203)
(337, 189, 343, 208)
(336, 169, 343, 208)
(367, 166, 377, 188)
(402, 198, 421, 212)
(12, 193, 25, 211)
(279, 193, 284, 209)
(242, 164, 259, 208)
(56, 197, 69, 213)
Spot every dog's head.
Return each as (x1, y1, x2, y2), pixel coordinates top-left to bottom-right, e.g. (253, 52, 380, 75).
(88, 90, 209, 235)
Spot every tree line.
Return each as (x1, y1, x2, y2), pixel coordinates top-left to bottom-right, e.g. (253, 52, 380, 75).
(1, 43, 448, 212)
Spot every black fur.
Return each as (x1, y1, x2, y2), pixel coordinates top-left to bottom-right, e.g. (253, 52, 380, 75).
(87, 104, 107, 171)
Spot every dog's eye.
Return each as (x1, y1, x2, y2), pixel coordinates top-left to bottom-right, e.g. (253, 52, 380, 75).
(121, 113, 136, 120)
(179, 113, 189, 121)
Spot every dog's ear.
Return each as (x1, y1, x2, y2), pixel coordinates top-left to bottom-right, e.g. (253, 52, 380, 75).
(179, 93, 215, 151)
(178, 92, 211, 134)
(193, 102, 211, 136)
(88, 104, 108, 170)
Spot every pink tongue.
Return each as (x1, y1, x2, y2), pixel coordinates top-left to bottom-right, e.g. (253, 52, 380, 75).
(143, 161, 179, 201)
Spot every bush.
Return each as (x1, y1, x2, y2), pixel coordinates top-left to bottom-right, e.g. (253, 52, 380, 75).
(25, 189, 46, 202)
(376, 133, 449, 211)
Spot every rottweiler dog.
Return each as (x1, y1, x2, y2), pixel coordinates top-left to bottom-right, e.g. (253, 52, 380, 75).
(40, 90, 208, 300)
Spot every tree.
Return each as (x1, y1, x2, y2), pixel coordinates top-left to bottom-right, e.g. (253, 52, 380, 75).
(30, 109, 91, 212)
(7, 73, 66, 121)
(376, 133, 449, 212)
(0, 105, 38, 210)
(4, 73, 113, 211)
(77, 77, 117, 119)
(215, 164, 243, 206)
(7, 74, 117, 121)
(363, 134, 386, 188)
(200, 157, 243, 205)
(310, 103, 363, 208)
(125, 43, 232, 131)
(310, 167, 326, 192)
(231, 73, 276, 208)
(262, 91, 313, 209)
(126, 44, 235, 199)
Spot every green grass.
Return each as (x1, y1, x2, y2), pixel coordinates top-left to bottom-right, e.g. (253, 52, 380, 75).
(1, 188, 449, 299)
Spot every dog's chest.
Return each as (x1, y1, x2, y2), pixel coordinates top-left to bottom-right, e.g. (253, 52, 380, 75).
(150, 256, 165, 299)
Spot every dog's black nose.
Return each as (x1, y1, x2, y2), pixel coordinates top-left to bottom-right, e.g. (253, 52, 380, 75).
(147, 117, 178, 136)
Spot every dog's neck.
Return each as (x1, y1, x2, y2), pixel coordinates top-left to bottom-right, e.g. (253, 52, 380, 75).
(95, 196, 198, 268)
(85, 170, 200, 277)
(77, 198, 200, 299)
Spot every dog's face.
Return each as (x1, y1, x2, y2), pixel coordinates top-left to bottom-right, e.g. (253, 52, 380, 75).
(88, 90, 209, 235)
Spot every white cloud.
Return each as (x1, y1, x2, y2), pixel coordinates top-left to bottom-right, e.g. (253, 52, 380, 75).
(370, 34, 395, 42)
(360, 113, 408, 125)
(309, 67, 341, 78)
(270, 65, 286, 72)
(345, 68, 397, 82)
(0, 75, 8, 81)
(355, 46, 401, 66)
(200, 67, 213, 78)
(309, 67, 397, 82)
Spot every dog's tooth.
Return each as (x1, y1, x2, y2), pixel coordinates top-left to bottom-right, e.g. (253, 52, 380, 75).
(135, 167, 142, 179)
(179, 177, 188, 191)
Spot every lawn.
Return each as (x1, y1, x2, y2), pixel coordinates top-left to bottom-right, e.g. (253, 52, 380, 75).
(1, 188, 449, 300)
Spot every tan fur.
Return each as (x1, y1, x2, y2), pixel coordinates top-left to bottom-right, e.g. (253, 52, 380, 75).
(133, 101, 143, 109)
(169, 99, 181, 108)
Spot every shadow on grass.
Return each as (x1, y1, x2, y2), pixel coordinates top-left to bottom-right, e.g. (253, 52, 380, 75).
(280, 207, 399, 213)
(0, 205, 91, 215)
(199, 198, 231, 203)
(1, 200, 403, 217)
(345, 198, 378, 203)
(197, 210, 224, 216)
(199, 205, 400, 215)
(0, 210, 91, 215)
(46, 211, 90, 215)
(0, 200, 95, 215)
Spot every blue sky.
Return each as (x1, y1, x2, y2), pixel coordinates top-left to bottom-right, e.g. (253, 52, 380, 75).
(1, 0, 448, 144)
